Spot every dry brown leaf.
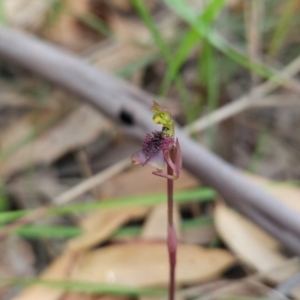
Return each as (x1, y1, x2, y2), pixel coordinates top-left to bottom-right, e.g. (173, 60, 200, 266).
(227, 0, 244, 12)
(61, 294, 130, 300)
(182, 225, 216, 245)
(110, 15, 151, 43)
(0, 105, 113, 178)
(4, 0, 51, 30)
(12, 252, 77, 300)
(108, 0, 157, 12)
(71, 241, 235, 287)
(60, 294, 91, 300)
(8, 170, 69, 209)
(214, 202, 286, 273)
(91, 41, 154, 74)
(67, 207, 148, 252)
(44, 0, 98, 51)
(0, 236, 35, 278)
(0, 83, 40, 112)
(68, 166, 197, 252)
(1, 107, 62, 152)
(141, 203, 182, 240)
(109, 0, 132, 11)
(245, 172, 300, 214)
(90, 8, 185, 72)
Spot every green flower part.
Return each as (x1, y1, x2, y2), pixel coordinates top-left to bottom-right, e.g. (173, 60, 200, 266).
(151, 101, 174, 136)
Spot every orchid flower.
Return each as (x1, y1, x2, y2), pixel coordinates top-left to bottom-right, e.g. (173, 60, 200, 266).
(131, 101, 182, 300)
(131, 101, 181, 180)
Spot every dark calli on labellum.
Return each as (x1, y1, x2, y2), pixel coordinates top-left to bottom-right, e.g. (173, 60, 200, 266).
(131, 131, 174, 170)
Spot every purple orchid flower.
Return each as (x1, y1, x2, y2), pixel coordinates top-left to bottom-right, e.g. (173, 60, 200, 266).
(131, 101, 182, 300)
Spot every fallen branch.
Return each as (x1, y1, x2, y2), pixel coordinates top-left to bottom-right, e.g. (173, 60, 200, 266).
(1, 26, 300, 253)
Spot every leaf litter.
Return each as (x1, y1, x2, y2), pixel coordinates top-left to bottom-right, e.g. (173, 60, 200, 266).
(1, 1, 300, 300)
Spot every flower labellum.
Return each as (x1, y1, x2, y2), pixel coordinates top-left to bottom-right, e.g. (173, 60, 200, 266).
(131, 131, 174, 170)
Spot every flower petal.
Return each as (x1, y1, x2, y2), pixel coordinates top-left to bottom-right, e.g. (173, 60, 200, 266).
(131, 150, 148, 166)
(146, 151, 165, 170)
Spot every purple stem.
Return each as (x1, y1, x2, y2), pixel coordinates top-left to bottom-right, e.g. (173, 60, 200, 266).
(167, 156, 177, 300)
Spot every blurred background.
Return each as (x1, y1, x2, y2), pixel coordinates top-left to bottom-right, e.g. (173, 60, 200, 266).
(0, 0, 300, 299)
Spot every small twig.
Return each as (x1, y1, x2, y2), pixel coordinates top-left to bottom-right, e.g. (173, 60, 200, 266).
(54, 157, 130, 205)
(76, 149, 99, 199)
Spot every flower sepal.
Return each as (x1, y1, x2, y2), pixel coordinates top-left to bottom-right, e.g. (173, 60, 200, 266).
(152, 138, 181, 180)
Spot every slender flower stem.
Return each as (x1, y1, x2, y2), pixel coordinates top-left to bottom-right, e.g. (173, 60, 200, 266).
(130, 101, 180, 300)
(167, 165, 174, 226)
(167, 150, 177, 300)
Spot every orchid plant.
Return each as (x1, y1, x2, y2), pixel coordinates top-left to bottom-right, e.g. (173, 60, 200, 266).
(131, 101, 182, 300)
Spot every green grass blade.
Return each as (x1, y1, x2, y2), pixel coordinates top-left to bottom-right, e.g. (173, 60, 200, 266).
(248, 129, 269, 173)
(80, 13, 111, 37)
(46, 0, 66, 27)
(131, 0, 170, 62)
(160, 0, 227, 96)
(198, 40, 219, 149)
(0, 0, 6, 24)
(0, 210, 30, 224)
(12, 225, 83, 239)
(163, 0, 277, 80)
(268, 0, 298, 58)
(131, 0, 194, 121)
(0, 180, 8, 212)
(113, 225, 142, 239)
(8, 214, 214, 240)
(160, 28, 198, 96)
(52, 188, 215, 213)
(0, 278, 166, 297)
(117, 53, 159, 78)
(198, 41, 218, 113)
(0, 188, 216, 224)
(182, 215, 213, 229)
